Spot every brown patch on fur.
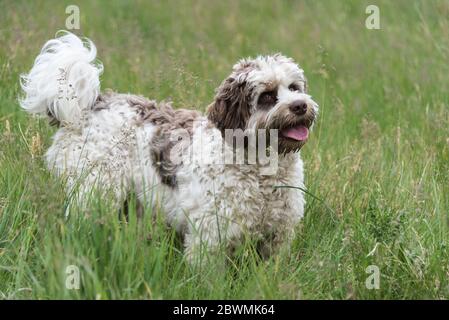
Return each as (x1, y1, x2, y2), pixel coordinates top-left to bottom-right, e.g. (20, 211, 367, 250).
(129, 95, 201, 188)
(207, 66, 255, 134)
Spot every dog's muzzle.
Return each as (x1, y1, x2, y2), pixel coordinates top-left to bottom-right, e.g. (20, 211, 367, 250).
(279, 100, 314, 142)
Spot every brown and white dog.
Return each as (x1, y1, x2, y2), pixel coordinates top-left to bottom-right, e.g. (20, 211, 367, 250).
(20, 31, 318, 263)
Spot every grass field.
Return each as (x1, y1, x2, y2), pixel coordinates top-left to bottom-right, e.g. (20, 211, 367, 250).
(0, 0, 448, 299)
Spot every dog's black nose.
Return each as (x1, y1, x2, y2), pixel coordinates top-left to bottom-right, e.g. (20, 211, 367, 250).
(289, 100, 308, 115)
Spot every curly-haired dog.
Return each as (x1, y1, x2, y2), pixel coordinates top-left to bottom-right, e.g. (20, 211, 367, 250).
(20, 32, 318, 263)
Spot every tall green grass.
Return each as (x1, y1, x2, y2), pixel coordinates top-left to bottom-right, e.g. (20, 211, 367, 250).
(0, 0, 448, 299)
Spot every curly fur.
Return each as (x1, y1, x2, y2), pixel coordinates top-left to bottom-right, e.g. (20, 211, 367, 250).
(19, 32, 319, 264)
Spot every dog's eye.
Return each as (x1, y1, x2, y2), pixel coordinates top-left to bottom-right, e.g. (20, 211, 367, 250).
(288, 83, 300, 92)
(258, 91, 277, 106)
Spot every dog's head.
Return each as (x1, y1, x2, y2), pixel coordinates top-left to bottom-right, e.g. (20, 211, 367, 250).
(207, 54, 318, 154)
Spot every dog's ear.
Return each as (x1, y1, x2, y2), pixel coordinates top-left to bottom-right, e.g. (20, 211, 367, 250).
(207, 61, 255, 133)
(207, 77, 251, 132)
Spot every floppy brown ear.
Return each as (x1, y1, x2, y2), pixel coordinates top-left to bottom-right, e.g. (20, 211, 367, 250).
(207, 76, 253, 133)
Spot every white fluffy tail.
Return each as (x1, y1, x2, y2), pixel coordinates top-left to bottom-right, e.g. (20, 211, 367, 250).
(19, 31, 103, 125)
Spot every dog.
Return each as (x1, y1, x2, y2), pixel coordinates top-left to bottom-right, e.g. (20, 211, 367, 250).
(19, 31, 318, 263)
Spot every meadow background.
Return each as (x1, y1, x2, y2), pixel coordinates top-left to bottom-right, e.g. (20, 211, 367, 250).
(0, 0, 448, 299)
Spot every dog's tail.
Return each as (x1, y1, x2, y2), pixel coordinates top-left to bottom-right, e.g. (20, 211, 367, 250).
(19, 31, 103, 125)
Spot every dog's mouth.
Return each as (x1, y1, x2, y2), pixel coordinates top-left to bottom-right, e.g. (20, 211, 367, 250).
(281, 125, 309, 141)
(279, 118, 313, 143)
(259, 113, 316, 153)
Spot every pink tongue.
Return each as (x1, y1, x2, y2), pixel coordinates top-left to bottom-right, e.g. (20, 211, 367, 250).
(281, 126, 309, 141)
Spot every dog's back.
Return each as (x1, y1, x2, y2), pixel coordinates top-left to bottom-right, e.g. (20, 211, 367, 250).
(19, 32, 202, 216)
